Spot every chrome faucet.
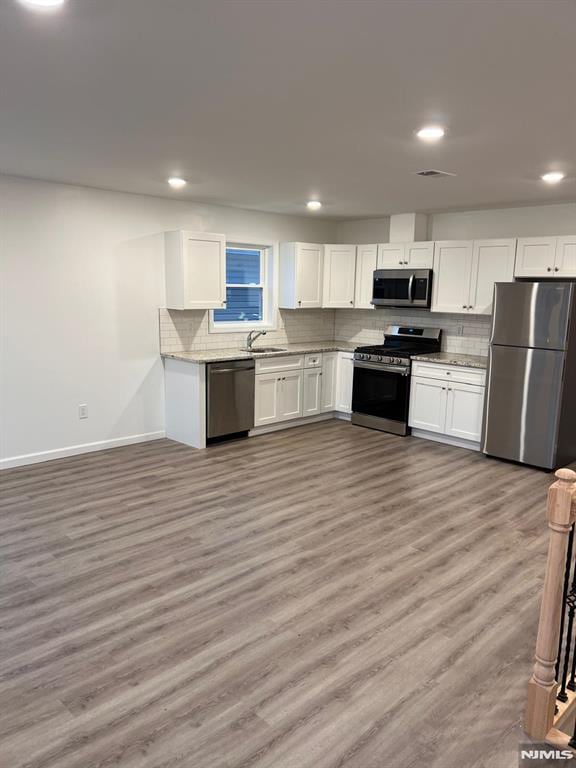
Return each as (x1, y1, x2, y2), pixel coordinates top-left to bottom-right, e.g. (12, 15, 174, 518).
(246, 330, 267, 350)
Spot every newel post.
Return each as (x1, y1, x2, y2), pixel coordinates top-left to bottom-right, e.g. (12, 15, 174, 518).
(525, 468, 576, 740)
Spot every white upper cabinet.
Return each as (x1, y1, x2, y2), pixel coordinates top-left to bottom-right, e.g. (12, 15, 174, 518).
(279, 242, 324, 309)
(377, 242, 434, 269)
(515, 237, 557, 277)
(555, 236, 576, 277)
(165, 231, 226, 310)
(432, 239, 516, 315)
(354, 244, 378, 309)
(405, 242, 435, 268)
(432, 241, 474, 313)
(514, 236, 576, 278)
(377, 243, 405, 268)
(322, 245, 357, 308)
(469, 239, 517, 314)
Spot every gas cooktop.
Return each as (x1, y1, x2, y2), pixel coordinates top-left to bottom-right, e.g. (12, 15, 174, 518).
(354, 325, 442, 367)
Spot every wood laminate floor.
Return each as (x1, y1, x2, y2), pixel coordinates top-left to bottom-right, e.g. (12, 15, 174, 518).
(0, 421, 567, 768)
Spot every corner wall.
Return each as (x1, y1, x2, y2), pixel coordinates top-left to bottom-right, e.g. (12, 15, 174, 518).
(0, 175, 338, 467)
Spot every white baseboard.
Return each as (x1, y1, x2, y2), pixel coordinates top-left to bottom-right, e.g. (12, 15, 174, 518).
(0, 431, 166, 470)
(410, 428, 481, 452)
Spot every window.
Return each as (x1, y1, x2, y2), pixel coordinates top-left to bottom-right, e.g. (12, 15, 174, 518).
(211, 245, 274, 331)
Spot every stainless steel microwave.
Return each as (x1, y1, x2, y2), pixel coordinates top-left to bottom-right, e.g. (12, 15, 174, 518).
(372, 269, 433, 309)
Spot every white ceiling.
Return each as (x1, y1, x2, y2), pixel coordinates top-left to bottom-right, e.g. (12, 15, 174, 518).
(0, 0, 574, 219)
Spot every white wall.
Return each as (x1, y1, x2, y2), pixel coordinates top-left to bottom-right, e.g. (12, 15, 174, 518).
(429, 203, 576, 240)
(337, 203, 575, 243)
(0, 175, 337, 467)
(335, 217, 390, 244)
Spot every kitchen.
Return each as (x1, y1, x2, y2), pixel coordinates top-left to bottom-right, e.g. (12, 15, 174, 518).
(1, 1, 576, 767)
(161, 226, 576, 469)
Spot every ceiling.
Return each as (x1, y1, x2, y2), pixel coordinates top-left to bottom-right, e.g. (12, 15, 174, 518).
(0, 0, 574, 219)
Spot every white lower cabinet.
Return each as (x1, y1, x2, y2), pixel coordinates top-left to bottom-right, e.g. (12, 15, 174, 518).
(254, 373, 281, 427)
(253, 350, 352, 431)
(255, 370, 304, 426)
(444, 381, 485, 442)
(336, 352, 354, 413)
(303, 368, 322, 416)
(409, 363, 486, 448)
(409, 377, 447, 433)
(279, 371, 304, 421)
(321, 352, 338, 411)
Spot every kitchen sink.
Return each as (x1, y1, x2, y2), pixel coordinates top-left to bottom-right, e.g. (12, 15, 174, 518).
(243, 347, 287, 354)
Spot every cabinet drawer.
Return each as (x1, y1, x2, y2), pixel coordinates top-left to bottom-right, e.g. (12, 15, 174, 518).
(255, 355, 305, 374)
(304, 353, 323, 368)
(411, 361, 486, 387)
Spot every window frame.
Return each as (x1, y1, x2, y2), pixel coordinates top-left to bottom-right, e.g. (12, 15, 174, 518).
(209, 241, 277, 333)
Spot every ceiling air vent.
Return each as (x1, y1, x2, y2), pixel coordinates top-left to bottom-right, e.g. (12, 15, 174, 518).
(414, 169, 457, 178)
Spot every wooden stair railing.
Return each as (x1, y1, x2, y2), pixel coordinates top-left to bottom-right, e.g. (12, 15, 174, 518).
(525, 468, 576, 748)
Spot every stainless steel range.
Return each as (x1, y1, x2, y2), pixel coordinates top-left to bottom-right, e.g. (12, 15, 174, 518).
(352, 325, 442, 435)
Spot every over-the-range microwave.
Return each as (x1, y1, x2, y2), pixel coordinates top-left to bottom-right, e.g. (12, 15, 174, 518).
(371, 269, 433, 309)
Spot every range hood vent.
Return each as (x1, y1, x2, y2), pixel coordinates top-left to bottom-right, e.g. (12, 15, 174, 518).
(414, 169, 457, 178)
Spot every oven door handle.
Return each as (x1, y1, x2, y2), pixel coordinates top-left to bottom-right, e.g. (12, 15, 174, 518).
(354, 361, 410, 376)
(408, 273, 415, 302)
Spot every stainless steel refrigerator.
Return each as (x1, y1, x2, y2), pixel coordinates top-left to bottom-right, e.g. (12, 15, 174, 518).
(482, 282, 576, 469)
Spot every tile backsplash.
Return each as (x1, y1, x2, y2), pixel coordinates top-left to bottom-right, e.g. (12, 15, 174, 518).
(159, 307, 491, 357)
(334, 309, 491, 356)
(159, 308, 336, 353)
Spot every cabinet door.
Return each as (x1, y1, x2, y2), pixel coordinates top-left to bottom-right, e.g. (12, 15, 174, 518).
(408, 376, 447, 433)
(431, 241, 474, 313)
(303, 368, 322, 416)
(469, 239, 516, 315)
(515, 237, 557, 277)
(555, 236, 576, 278)
(444, 382, 485, 442)
(354, 244, 377, 309)
(322, 245, 357, 308)
(182, 232, 226, 309)
(405, 242, 434, 269)
(296, 244, 324, 308)
(321, 352, 338, 411)
(254, 374, 281, 427)
(377, 243, 405, 268)
(336, 353, 354, 413)
(279, 371, 303, 421)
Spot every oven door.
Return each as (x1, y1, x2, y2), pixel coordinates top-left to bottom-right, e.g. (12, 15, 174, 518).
(372, 269, 432, 308)
(351, 361, 411, 435)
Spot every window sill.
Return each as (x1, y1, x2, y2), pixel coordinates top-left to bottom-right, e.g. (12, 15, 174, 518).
(208, 321, 277, 334)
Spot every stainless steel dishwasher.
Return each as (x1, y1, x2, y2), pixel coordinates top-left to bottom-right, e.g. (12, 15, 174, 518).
(206, 359, 255, 440)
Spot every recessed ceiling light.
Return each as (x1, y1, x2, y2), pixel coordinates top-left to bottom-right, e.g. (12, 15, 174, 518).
(541, 171, 565, 184)
(416, 126, 445, 141)
(17, 0, 66, 9)
(167, 177, 187, 190)
(306, 200, 322, 211)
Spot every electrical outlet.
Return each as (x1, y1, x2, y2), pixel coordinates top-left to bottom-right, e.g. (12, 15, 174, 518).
(78, 404, 88, 420)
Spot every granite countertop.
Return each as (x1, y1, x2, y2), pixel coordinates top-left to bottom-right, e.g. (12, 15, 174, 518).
(411, 352, 488, 369)
(162, 341, 358, 364)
